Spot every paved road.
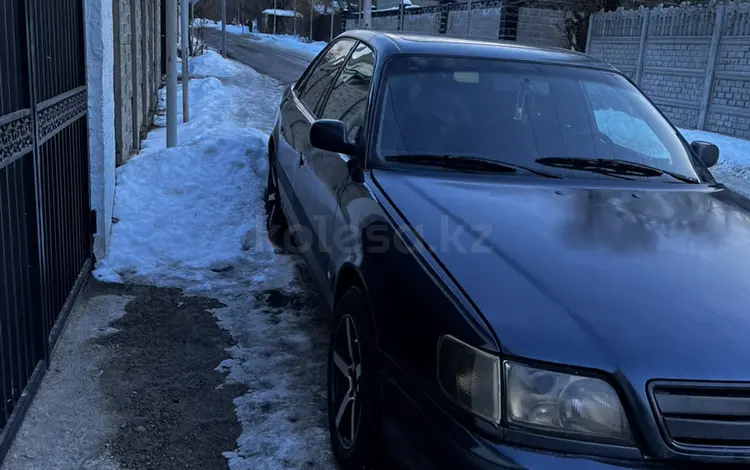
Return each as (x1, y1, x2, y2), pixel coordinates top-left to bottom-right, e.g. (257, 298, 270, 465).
(202, 29, 312, 84)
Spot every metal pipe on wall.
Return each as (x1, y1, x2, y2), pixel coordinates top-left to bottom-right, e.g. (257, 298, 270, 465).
(221, 0, 227, 56)
(330, 1, 335, 41)
(363, 0, 371, 29)
(166, 0, 178, 147)
(182, 0, 190, 122)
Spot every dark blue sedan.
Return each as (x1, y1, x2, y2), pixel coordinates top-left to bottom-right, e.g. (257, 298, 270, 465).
(266, 30, 750, 469)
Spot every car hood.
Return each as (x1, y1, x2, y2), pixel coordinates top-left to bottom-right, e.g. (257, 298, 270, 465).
(373, 169, 750, 384)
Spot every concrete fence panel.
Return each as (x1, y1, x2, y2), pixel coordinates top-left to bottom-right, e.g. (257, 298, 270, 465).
(402, 7, 441, 34)
(588, 2, 750, 138)
(342, 1, 574, 48)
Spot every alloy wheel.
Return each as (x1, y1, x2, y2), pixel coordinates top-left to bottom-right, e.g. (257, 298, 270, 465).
(331, 314, 363, 450)
(266, 165, 278, 216)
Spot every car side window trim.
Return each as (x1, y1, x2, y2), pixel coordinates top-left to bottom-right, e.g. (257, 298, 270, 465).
(296, 38, 357, 117)
(312, 40, 361, 117)
(293, 44, 329, 94)
(317, 40, 378, 167)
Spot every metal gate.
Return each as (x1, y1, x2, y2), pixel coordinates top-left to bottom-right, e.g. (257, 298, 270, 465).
(0, 0, 92, 458)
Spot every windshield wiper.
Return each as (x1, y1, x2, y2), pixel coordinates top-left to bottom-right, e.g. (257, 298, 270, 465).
(385, 154, 560, 178)
(535, 157, 699, 184)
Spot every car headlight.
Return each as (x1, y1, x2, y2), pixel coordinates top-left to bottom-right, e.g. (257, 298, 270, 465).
(504, 362, 633, 444)
(437, 336, 501, 423)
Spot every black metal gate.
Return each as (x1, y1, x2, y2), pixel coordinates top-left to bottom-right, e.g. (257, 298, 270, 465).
(0, 0, 91, 458)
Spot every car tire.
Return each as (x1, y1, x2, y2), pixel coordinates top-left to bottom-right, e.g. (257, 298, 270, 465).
(327, 287, 383, 469)
(264, 152, 292, 250)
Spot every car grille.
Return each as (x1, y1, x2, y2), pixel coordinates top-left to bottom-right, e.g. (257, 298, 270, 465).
(650, 381, 750, 452)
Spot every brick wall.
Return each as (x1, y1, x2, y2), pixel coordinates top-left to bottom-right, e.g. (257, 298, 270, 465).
(588, 2, 750, 139)
(114, 0, 162, 163)
(516, 7, 569, 48)
(446, 6, 503, 40)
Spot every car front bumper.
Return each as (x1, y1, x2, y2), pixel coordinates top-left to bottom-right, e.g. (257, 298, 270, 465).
(383, 377, 697, 470)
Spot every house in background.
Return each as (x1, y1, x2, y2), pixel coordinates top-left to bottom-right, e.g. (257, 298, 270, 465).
(259, 8, 303, 33)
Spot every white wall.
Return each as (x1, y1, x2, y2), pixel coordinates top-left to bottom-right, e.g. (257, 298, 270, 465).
(85, 0, 116, 260)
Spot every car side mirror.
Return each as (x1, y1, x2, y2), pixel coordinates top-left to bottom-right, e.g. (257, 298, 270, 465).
(310, 119, 357, 156)
(691, 140, 719, 168)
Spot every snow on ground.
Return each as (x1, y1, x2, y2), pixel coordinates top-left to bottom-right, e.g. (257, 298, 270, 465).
(194, 17, 327, 57)
(262, 8, 302, 17)
(252, 32, 327, 57)
(188, 49, 244, 78)
(679, 127, 750, 195)
(595, 109, 750, 197)
(94, 50, 334, 469)
(195, 18, 250, 36)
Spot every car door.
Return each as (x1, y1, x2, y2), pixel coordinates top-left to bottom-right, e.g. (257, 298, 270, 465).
(275, 38, 356, 234)
(296, 41, 376, 298)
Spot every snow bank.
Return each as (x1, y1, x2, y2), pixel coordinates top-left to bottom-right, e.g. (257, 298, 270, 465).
(94, 127, 270, 286)
(189, 50, 243, 78)
(252, 32, 327, 58)
(95, 59, 283, 287)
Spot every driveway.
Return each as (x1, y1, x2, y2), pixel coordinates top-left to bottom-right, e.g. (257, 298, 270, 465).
(201, 30, 312, 84)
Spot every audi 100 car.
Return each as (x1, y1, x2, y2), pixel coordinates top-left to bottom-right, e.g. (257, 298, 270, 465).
(265, 30, 750, 469)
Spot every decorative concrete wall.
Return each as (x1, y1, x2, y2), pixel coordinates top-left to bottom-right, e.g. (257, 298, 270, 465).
(113, 0, 162, 164)
(588, 2, 750, 138)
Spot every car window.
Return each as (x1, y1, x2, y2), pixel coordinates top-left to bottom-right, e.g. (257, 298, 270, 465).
(583, 82, 670, 160)
(320, 42, 375, 144)
(296, 39, 356, 114)
(375, 56, 700, 181)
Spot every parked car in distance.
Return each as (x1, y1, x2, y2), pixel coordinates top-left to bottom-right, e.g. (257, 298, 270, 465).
(266, 30, 750, 469)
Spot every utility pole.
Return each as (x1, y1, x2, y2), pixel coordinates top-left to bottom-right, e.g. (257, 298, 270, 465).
(363, 0, 371, 29)
(221, 0, 227, 57)
(181, 0, 190, 122)
(330, 0, 334, 41)
(167, 0, 178, 147)
(309, 1, 313, 40)
(273, 0, 277, 34)
(293, 0, 297, 35)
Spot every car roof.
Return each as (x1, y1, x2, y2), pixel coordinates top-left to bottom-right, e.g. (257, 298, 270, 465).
(338, 30, 618, 72)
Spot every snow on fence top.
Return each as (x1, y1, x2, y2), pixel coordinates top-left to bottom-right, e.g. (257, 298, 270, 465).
(262, 9, 302, 17)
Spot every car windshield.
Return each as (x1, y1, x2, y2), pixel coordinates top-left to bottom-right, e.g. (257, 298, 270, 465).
(375, 55, 702, 181)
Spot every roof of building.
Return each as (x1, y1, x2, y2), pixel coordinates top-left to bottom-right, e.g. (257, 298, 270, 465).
(262, 9, 302, 17)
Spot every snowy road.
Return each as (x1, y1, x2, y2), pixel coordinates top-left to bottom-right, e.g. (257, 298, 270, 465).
(202, 29, 313, 84)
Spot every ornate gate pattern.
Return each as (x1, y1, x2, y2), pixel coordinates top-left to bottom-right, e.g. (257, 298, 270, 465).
(0, 0, 92, 458)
